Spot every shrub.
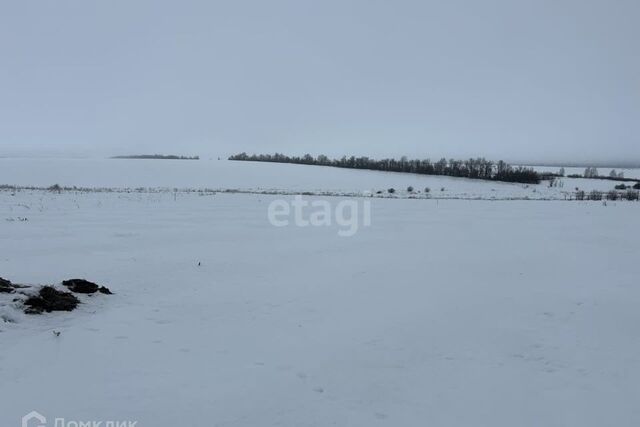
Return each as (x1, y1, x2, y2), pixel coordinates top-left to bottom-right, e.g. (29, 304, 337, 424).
(407, 186, 414, 192)
(575, 190, 585, 200)
(634, 182, 640, 190)
(424, 187, 430, 193)
(614, 184, 627, 190)
(387, 188, 395, 194)
(607, 190, 618, 201)
(589, 190, 602, 201)
(625, 190, 639, 201)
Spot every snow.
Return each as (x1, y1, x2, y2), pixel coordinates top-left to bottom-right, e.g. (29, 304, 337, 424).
(1, 160, 640, 426)
(1, 158, 638, 200)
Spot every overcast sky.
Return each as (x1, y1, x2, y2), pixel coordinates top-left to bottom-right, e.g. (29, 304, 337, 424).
(1, 0, 638, 163)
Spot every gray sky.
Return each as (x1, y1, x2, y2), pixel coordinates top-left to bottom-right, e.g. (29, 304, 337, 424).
(1, 0, 638, 163)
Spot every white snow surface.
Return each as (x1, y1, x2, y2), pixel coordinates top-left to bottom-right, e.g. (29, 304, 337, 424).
(1, 160, 639, 426)
(1, 158, 638, 200)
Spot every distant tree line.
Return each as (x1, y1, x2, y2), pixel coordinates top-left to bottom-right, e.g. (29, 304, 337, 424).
(575, 189, 639, 201)
(228, 153, 541, 184)
(584, 167, 627, 179)
(111, 154, 199, 160)
(566, 169, 638, 183)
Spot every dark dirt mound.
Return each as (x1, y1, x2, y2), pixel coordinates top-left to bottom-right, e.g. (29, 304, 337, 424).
(63, 279, 99, 293)
(63, 279, 112, 295)
(98, 286, 113, 295)
(0, 277, 14, 293)
(24, 286, 80, 314)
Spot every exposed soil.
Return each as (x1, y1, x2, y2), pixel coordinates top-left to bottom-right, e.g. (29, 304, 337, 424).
(0, 277, 14, 293)
(23, 286, 80, 314)
(63, 279, 113, 295)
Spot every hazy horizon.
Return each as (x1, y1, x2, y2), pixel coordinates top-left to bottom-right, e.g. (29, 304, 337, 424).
(1, 0, 638, 164)
(2, 149, 639, 169)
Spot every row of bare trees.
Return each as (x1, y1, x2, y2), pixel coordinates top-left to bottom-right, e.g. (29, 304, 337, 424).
(229, 153, 541, 184)
(575, 189, 639, 201)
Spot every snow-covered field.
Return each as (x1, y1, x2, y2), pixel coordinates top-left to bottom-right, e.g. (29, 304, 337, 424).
(1, 158, 638, 200)
(1, 160, 640, 426)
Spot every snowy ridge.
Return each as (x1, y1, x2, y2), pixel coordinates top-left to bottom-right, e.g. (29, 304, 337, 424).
(2, 183, 636, 202)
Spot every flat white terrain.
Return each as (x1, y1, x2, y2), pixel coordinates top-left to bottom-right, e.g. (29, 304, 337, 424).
(1, 158, 638, 200)
(1, 160, 639, 426)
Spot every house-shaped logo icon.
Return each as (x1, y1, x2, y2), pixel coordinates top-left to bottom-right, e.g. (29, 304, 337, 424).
(22, 411, 46, 427)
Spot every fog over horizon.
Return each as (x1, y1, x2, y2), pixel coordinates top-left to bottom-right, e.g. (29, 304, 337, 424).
(1, 0, 638, 165)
